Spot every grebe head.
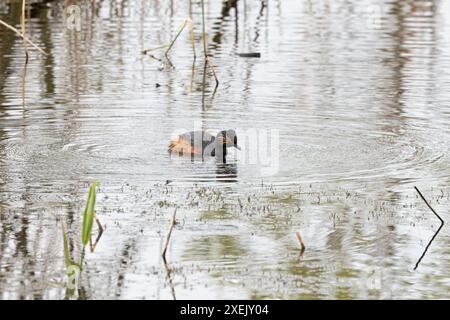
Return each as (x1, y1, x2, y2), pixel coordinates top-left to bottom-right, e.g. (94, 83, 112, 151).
(216, 129, 241, 150)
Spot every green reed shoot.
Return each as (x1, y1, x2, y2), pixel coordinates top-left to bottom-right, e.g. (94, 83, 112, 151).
(166, 19, 196, 64)
(61, 181, 101, 269)
(61, 223, 81, 269)
(81, 181, 97, 248)
(61, 182, 102, 297)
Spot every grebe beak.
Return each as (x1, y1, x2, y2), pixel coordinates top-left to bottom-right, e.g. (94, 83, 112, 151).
(235, 145, 241, 150)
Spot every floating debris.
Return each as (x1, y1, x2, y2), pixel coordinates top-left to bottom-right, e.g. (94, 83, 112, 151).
(237, 53, 261, 58)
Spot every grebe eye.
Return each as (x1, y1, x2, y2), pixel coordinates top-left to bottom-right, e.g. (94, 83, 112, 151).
(234, 136, 237, 145)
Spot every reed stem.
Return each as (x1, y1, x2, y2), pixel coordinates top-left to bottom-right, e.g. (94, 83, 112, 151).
(165, 19, 196, 65)
(413, 186, 445, 270)
(143, 19, 196, 66)
(21, 0, 29, 63)
(0, 18, 47, 56)
(296, 231, 306, 253)
(162, 208, 177, 262)
(201, 0, 219, 89)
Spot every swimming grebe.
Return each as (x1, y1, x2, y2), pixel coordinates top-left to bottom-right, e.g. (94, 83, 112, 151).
(168, 129, 241, 159)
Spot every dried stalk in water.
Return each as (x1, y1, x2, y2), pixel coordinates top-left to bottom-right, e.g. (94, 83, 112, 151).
(21, 0, 29, 63)
(162, 208, 177, 262)
(296, 231, 306, 253)
(142, 19, 196, 66)
(0, 19, 47, 56)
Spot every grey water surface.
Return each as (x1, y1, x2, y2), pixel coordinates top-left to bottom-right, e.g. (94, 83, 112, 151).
(0, 0, 449, 299)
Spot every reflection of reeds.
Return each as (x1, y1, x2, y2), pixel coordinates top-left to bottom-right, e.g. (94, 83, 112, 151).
(21, 58, 27, 106)
(162, 257, 177, 300)
(21, 0, 29, 63)
(201, 0, 219, 89)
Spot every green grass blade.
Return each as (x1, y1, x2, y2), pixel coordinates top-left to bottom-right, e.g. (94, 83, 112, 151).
(61, 223, 82, 269)
(81, 181, 97, 247)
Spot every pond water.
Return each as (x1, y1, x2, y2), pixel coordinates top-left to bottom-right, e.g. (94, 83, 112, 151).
(0, 0, 449, 299)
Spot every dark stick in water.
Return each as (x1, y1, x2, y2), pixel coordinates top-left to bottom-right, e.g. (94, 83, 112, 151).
(237, 53, 261, 58)
(413, 186, 445, 270)
(162, 208, 177, 262)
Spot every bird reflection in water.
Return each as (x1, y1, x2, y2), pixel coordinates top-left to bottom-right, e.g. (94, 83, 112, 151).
(215, 161, 238, 183)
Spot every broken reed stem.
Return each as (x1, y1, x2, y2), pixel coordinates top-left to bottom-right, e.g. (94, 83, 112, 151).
(413, 186, 445, 270)
(143, 19, 196, 66)
(162, 208, 177, 262)
(143, 2, 218, 89)
(21, 62, 27, 105)
(0, 18, 47, 56)
(21, 0, 29, 63)
(414, 186, 444, 225)
(142, 44, 170, 54)
(296, 231, 306, 253)
(165, 19, 196, 63)
(20, 0, 28, 103)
